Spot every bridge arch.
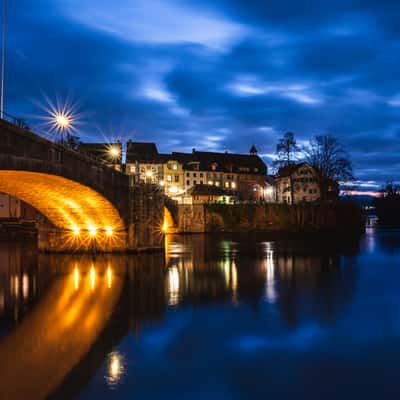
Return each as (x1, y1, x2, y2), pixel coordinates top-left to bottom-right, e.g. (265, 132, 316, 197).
(0, 171, 126, 251)
(163, 197, 179, 234)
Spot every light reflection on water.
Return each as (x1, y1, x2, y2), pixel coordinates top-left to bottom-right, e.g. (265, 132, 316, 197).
(0, 230, 399, 399)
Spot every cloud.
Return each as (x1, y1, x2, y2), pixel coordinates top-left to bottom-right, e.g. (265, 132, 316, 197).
(5, 0, 400, 186)
(60, 0, 248, 50)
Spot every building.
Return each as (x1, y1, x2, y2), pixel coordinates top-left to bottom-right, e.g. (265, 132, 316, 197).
(275, 162, 338, 204)
(172, 146, 267, 202)
(78, 142, 123, 171)
(126, 141, 165, 185)
(176, 184, 237, 205)
(125, 142, 268, 203)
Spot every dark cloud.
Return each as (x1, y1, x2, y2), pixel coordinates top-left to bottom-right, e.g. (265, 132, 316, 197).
(4, 0, 400, 185)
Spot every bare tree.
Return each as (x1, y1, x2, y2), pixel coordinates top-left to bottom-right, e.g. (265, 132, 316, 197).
(303, 135, 353, 200)
(273, 132, 300, 204)
(272, 132, 299, 169)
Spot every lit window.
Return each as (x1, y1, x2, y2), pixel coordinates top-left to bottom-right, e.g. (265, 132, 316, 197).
(208, 181, 213, 185)
(225, 182, 229, 188)
(215, 182, 220, 187)
(231, 182, 236, 189)
(167, 175, 172, 182)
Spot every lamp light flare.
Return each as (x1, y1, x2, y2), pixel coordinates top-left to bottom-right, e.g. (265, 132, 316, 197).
(89, 226, 97, 237)
(72, 226, 80, 236)
(106, 352, 125, 386)
(54, 113, 71, 130)
(105, 226, 113, 237)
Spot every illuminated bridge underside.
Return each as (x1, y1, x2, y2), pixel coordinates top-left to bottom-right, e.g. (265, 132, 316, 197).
(0, 171, 126, 251)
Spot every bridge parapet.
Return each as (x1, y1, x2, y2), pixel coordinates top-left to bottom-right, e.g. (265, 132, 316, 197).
(0, 119, 129, 217)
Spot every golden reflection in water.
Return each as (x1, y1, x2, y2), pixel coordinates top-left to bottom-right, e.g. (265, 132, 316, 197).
(74, 265, 80, 290)
(264, 242, 277, 304)
(0, 258, 124, 400)
(167, 266, 180, 306)
(106, 351, 125, 387)
(90, 265, 96, 290)
(221, 258, 238, 302)
(107, 266, 113, 289)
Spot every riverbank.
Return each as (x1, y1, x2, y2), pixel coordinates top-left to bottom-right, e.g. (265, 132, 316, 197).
(175, 200, 364, 235)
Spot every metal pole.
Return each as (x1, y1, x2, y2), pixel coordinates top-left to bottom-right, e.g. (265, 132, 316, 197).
(0, 0, 6, 119)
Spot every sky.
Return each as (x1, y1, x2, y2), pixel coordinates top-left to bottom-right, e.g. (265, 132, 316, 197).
(4, 0, 400, 189)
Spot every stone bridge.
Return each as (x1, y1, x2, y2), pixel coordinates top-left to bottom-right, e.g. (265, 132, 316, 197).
(0, 118, 170, 252)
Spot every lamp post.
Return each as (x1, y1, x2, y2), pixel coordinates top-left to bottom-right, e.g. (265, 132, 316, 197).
(0, 0, 6, 119)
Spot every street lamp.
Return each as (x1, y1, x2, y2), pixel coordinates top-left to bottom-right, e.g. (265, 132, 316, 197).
(53, 112, 72, 145)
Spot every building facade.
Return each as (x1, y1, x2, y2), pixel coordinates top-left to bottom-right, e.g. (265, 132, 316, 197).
(275, 162, 338, 204)
(125, 142, 268, 203)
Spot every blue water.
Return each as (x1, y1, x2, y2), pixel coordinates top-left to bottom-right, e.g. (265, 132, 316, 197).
(1, 228, 400, 399)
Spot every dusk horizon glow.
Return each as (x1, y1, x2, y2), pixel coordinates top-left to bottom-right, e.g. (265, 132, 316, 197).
(4, 0, 400, 189)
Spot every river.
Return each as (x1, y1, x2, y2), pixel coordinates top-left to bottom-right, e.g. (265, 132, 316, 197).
(0, 227, 399, 399)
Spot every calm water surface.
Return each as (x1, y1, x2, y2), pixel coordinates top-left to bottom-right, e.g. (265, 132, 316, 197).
(0, 228, 400, 399)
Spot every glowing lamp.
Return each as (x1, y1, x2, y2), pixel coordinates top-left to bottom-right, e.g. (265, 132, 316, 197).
(146, 170, 153, 178)
(168, 186, 178, 194)
(105, 226, 113, 237)
(109, 147, 120, 158)
(89, 226, 97, 237)
(54, 113, 71, 130)
(72, 226, 80, 236)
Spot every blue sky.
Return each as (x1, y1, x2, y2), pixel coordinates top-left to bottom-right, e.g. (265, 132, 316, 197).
(5, 0, 400, 188)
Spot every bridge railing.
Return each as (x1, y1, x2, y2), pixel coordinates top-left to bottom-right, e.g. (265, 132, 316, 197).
(0, 113, 123, 173)
(0, 111, 29, 129)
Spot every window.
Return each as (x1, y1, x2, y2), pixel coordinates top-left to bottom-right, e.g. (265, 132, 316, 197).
(200, 173, 203, 178)
(231, 182, 236, 189)
(215, 181, 220, 187)
(200, 180, 203, 185)
(208, 181, 213, 185)
(175, 175, 179, 182)
(193, 173, 197, 178)
(186, 180, 190, 185)
(194, 180, 197, 185)
(225, 182, 229, 188)
(167, 175, 172, 182)
(130, 166, 136, 173)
